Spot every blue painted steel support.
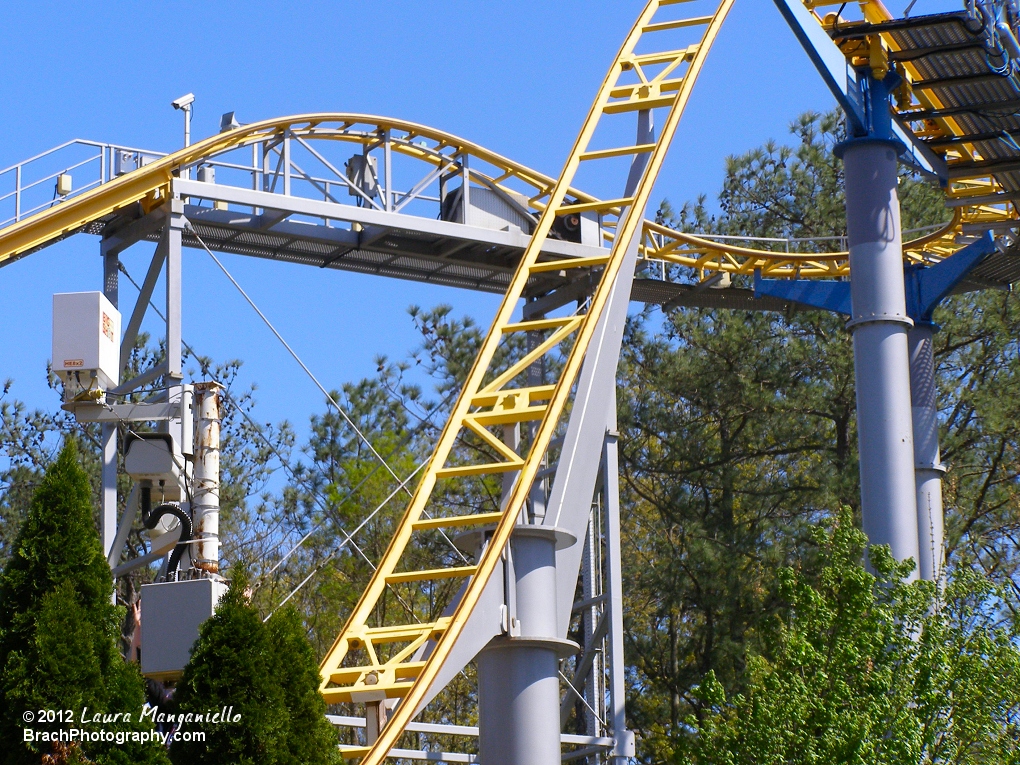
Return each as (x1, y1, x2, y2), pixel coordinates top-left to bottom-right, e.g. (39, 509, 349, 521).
(753, 233, 995, 320)
(906, 233, 997, 322)
(753, 272, 851, 314)
(771, 0, 946, 179)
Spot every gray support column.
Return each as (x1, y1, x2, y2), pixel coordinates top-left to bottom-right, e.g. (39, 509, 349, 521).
(841, 128, 920, 576)
(580, 512, 604, 737)
(101, 243, 119, 562)
(603, 402, 635, 762)
(478, 527, 576, 765)
(908, 323, 945, 581)
(165, 199, 185, 382)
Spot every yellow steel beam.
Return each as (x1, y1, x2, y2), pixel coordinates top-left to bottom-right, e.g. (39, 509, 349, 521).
(410, 512, 506, 532)
(317, 1, 738, 762)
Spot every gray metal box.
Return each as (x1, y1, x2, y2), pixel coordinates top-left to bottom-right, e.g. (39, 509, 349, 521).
(141, 578, 227, 681)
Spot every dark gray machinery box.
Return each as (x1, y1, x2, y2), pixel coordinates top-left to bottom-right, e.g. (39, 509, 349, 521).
(141, 578, 228, 681)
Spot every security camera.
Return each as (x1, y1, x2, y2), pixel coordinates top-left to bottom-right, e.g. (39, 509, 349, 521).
(171, 93, 195, 110)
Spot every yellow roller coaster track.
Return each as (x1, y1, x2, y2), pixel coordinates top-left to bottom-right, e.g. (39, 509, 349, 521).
(0, 5, 993, 284)
(316, 0, 738, 761)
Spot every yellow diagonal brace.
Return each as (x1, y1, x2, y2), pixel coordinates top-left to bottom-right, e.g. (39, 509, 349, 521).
(502, 317, 577, 332)
(462, 416, 526, 464)
(478, 319, 581, 393)
(642, 15, 713, 32)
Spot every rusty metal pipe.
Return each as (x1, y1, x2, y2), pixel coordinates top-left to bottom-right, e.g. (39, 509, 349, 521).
(192, 382, 223, 574)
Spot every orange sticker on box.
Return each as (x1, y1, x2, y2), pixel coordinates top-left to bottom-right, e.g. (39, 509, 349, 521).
(63, 359, 85, 368)
(102, 312, 115, 342)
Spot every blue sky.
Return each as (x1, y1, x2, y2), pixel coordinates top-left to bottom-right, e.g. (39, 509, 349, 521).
(0, 0, 851, 456)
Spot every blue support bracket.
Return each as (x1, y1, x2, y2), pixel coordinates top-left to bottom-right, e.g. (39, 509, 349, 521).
(753, 271, 851, 314)
(753, 232, 996, 321)
(905, 232, 997, 323)
(772, 0, 947, 181)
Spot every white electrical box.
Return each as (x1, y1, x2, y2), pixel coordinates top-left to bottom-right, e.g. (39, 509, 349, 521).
(52, 292, 121, 391)
(124, 433, 186, 501)
(141, 578, 228, 681)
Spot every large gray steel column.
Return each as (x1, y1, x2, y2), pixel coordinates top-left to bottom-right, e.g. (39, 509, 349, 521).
(908, 323, 945, 581)
(839, 75, 920, 576)
(477, 527, 576, 765)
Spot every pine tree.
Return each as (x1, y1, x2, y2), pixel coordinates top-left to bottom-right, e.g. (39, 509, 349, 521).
(266, 606, 340, 765)
(0, 440, 168, 765)
(170, 571, 341, 765)
(169, 570, 288, 765)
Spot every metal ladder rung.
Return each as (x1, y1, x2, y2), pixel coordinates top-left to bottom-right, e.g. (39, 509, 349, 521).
(609, 78, 685, 99)
(557, 198, 633, 215)
(330, 661, 428, 685)
(641, 15, 713, 32)
(604, 94, 678, 114)
(502, 316, 580, 333)
(630, 45, 698, 66)
(339, 746, 370, 759)
(412, 511, 506, 531)
(579, 143, 657, 161)
(385, 566, 477, 584)
(534, 462, 559, 481)
(530, 254, 611, 273)
(435, 462, 522, 478)
(471, 385, 556, 407)
(469, 406, 548, 427)
(358, 621, 448, 641)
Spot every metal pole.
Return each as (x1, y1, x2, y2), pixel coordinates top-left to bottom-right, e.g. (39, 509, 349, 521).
(478, 526, 576, 765)
(908, 323, 945, 581)
(580, 510, 603, 738)
(182, 105, 192, 180)
(603, 401, 635, 763)
(839, 74, 920, 577)
(101, 243, 119, 566)
(165, 199, 184, 381)
(192, 382, 222, 575)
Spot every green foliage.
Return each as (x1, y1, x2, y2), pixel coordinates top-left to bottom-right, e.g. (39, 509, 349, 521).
(669, 508, 1020, 765)
(170, 568, 338, 765)
(0, 441, 167, 765)
(265, 606, 340, 765)
(170, 570, 287, 765)
(624, 111, 1020, 747)
(0, 380, 87, 567)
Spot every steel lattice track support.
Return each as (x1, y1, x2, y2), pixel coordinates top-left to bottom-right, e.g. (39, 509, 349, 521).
(316, 1, 736, 762)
